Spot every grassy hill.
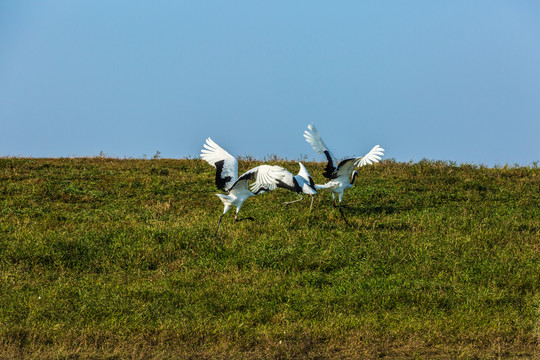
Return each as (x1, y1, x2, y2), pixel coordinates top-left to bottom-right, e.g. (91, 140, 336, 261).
(0, 157, 539, 359)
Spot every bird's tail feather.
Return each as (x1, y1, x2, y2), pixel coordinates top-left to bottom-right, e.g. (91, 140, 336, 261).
(216, 193, 232, 205)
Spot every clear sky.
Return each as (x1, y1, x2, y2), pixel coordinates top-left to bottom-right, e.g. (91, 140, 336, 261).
(1, 1, 539, 166)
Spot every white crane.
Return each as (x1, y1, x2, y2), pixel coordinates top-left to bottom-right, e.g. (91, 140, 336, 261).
(200, 138, 287, 235)
(303, 124, 384, 224)
(275, 162, 317, 211)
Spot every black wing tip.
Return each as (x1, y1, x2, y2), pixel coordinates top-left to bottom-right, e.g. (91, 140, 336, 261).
(237, 170, 256, 182)
(214, 159, 232, 191)
(329, 158, 355, 179)
(322, 150, 336, 179)
(308, 175, 316, 189)
(277, 178, 301, 193)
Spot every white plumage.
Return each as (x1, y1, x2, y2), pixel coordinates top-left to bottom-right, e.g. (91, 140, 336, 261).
(271, 162, 318, 210)
(201, 137, 238, 191)
(304, 124, 384, 219)
(201, 137, 287, 234)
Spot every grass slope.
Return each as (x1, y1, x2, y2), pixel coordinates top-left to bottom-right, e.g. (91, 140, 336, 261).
(0, 157, 539, 359)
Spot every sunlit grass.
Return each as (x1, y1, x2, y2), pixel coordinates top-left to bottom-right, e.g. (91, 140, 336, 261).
(0, 157, 538, 359)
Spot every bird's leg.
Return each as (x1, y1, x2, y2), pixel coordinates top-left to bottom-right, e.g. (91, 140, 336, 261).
(309, 195, 314, 212)
(284, 195, 303, 206)
(215, 214, 225, 236)
(334, 197, 349, 208)
(338, 203, 352, 227)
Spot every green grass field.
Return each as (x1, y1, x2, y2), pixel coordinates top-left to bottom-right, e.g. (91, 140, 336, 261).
(1, 157, 539, 359)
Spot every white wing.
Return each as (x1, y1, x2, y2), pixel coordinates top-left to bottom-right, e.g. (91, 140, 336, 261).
(200, 138, 238, 191)
(296, 162, 311, 182)
(354, 145, 385, 167)
(304, 124, 329, 154)
(296, 162, 317, 194)
(303, 124, 338, 178)
(332, 146, 384, 179)
(245, 165, 289, 194)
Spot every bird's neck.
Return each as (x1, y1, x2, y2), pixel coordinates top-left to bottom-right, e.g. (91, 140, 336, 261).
(350, 172, 358, 185)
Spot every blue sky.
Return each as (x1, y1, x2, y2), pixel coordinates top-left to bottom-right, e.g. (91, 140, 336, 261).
(1, 1, 539, 165)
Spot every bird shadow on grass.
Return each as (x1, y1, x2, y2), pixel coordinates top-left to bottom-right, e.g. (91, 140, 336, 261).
(340, 205, 399, 216)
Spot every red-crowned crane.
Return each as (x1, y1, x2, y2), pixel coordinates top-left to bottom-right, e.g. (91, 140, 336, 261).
(201, 138, 287, 235)
(303, 124, 384, 225)
(275, 162, 317, 211)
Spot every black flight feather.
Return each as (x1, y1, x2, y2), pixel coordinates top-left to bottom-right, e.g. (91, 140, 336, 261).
(214, 160, 232, 191)
(323, 150, 337, 179)
(277, 177, 301, 193)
